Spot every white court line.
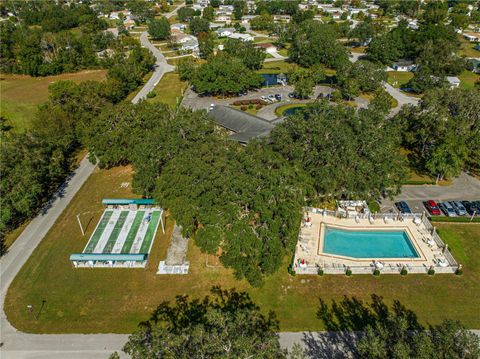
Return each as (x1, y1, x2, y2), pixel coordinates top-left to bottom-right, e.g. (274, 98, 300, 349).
(93, 210, 121, 253)
(130, 210, 152, 254)
(111, 211, 141, 253)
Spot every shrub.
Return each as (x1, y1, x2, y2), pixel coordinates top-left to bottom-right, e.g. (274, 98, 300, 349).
(287, 264, 296, 276)
(240, 105, 247, 111)
(400, 268, 408, 275)
(428, 268, 435, 276)
(248, 104, 254, 109)
(146, 91, 156, 98)
(251, 99, 260, 104)
(260, 100, 268, 105)
(232, 100, 242, 106)
(317, 267, 324, 276)
(345, 268, 352, 276)
(373, 269, 380, 276)
(255, 104, 262, 110)
(455, 268, 463, 275)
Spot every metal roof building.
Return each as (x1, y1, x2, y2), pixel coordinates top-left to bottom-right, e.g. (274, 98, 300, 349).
(208, 106, 276, 144)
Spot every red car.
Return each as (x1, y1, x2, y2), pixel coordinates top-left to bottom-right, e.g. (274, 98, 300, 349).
(424, 200, 441, 215)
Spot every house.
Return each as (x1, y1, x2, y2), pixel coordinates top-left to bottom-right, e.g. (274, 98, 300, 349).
(475, 43, 480, 51)
(408, 20, 419, 30)
(171, 31, 196, 44)
(228, 33, 254, 42)
(273, 14, 291, 23)
(109, 10, 131, 20)
(209, 22, 223, 29)
(254, 43, 277, 54)
(392, 60, 417, 72)
(313, 14, 323, 22)
(463, 32, 480, 42)
(216, 27, 235, 37)
(215, 15, 231, 24)
(181, 38, 199, 53)
(446, 76, 461, 88)
(467, 59, 480, 74)
(123, 19, 136, 30)
(171, 23, 186, 31)
(241, 15, 257, 24)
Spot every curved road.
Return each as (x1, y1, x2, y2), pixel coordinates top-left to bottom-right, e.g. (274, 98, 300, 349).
(0, 4, 185, 359)
(131, 4, 182, 104)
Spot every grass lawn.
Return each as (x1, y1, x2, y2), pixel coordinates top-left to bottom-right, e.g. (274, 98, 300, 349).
(146, 73, 187, 108)
(458, 36, 480, 57)
(387, 71, 414, 88)
(6, 166, 480, 333)
(458, 69, 480, 89)
(0, 70, 107, 131)
(350, 46, 367, 54)
(277, 48, 289, 57)
(257, 60, 297, 74)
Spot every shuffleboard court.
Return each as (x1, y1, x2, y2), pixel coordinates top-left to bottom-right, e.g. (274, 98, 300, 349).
(71, 199, 164, 268)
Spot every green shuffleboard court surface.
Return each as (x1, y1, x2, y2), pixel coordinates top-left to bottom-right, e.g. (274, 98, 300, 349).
(121, 211, 145, 253)
(139, 211, 161, 253)
(102, 211, 129, 253)
(84, 210, 113, 253)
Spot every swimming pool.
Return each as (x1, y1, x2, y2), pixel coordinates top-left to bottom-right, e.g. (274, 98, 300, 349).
(323, 227, 419, 259)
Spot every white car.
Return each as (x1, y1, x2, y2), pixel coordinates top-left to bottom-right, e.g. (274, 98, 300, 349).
(439, 202, 457, 217)
(451, 201, 467, 216)
(267, 94, 277, 102)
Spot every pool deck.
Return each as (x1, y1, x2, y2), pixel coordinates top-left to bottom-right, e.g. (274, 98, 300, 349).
(294, 210, 458, 275)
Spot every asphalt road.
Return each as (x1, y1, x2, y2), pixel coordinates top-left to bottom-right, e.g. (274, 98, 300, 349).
(130, 4, 182, 104)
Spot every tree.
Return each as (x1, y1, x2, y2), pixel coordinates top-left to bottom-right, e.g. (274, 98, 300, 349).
(397, 87, 480, 179)
(336, 60, 387, 99)
(233, 0, 246, 20)
(177, 7, 196, 22)
(189, 16, 209, 36)
(289, 21, 349, 68)
(191, 54, 263, 96)
(271, 101, 406, 198)
(147, 17, 170, 40)
(202, 5, 214, 21)
(348, 18, 374, 45)
(288, 66, 325, 99)
(250, 12, 274, 31)
(197, 32, 214, 59)
(119, 287, 285, 358)
(177, 57, 197, 81)
(223, 38, 266, 70)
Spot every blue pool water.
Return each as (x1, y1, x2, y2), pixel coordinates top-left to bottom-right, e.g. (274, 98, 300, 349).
(323, 227, 419, 259)
(283, 106, 306, 116)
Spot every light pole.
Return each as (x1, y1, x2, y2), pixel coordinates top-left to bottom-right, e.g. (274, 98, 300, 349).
(77, 214, 85, 236)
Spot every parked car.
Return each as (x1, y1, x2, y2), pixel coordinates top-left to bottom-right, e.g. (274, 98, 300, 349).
(451, 201, 467, 216)
(461, 201, 479, 215)
(439, 202, 457, 217)
(395, 201, 412, 214)
(275, 94, 282, 101)
(261, 96, 270, 102)
(424, 200, 441, 216)
(288, 92, 295, 98)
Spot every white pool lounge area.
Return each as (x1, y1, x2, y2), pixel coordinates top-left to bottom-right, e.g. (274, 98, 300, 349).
(293, 207, 459, 275)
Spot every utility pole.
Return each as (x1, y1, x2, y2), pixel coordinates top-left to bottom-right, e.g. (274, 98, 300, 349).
(77, 214, 85, 236)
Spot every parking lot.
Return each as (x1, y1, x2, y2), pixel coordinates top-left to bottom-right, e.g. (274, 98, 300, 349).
(380, 173, 480, 217)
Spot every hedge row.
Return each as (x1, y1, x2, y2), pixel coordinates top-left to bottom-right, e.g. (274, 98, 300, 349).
(232, 99, 268, 106)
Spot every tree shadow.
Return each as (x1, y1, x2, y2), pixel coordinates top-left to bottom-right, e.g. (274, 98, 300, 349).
(301, 294, 421, 358)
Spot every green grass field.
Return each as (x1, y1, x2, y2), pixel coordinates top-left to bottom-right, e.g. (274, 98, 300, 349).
(0, 70, 107, 131)
(5, 165, 480, 333)
(387, 71, 414, 88)
(146, 72, 187, 108)
(458, 69, 480, 89)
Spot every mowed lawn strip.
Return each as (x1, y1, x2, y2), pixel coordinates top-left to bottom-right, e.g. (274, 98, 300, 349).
(102, 211, 129, 253)
(0, 70, 107, 131)
(84, 210, 113, 253)
(5, 166, 480, 333)
(139, 211, 161, 253)
(122, 211, 145, 253)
